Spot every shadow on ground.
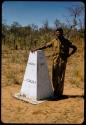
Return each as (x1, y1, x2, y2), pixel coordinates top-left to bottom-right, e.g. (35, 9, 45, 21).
(46, 94, 84, 101)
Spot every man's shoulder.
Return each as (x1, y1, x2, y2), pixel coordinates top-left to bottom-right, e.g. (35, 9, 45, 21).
(46, 38, 59, 47)
(63, 37, 72, 45)
(46, 39, 56, 44)
(51, 38, 58, 43)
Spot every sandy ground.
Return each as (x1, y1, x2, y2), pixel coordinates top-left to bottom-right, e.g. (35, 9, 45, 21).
(1, 83, 84, 124)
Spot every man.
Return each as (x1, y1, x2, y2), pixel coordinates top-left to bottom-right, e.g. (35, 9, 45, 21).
(31, 27, 77, 97)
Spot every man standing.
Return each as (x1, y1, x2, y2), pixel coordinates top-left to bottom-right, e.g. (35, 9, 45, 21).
(31, 27, 77, 98)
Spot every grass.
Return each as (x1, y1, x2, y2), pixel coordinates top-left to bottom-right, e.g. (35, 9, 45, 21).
(1, 37, 84, 89)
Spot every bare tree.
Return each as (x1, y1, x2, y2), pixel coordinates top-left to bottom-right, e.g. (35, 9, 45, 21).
(64, 4, 84, 38)
(54, 19, 61, 28)
(68, 4, 84, 29)
(43, 20, 49, 31)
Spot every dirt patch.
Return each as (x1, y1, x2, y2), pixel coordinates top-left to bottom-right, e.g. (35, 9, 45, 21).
(1, 84, 84, 124)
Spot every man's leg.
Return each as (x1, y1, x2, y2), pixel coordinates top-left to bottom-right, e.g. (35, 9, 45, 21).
(53, 59, 67, 97)
(57, 59, 67, 96)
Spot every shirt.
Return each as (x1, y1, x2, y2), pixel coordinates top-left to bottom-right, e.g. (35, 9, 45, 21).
(46, 38, 60, 66)
(46, 36, 72, 65)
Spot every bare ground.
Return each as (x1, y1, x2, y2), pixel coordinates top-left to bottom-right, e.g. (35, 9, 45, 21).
(1, 83, 84, 124)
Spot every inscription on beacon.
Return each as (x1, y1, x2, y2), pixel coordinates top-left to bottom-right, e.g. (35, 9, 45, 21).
(28, 62, 35, 65)
(25, 79, 36, 84)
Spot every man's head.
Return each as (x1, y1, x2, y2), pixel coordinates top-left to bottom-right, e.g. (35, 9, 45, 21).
(55, 27, 63, 38)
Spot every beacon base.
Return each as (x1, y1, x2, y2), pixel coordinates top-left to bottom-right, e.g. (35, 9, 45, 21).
(13, 92, 47, 104)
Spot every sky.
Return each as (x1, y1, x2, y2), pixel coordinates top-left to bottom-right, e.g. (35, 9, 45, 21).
(2, 1, 84, 28)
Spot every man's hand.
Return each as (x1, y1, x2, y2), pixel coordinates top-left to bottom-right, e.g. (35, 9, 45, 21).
(31, 44, 48, 53)
(31, 48, 37, 53)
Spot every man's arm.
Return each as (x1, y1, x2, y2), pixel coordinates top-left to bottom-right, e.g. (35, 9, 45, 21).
(68, 44, 77, 57)
(31, 42, 52, 52)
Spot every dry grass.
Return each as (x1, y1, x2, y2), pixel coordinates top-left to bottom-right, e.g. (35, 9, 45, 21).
(1, 37, 84, 88)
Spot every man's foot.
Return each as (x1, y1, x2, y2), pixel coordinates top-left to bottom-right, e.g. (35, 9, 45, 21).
(54, 90, 62, 99)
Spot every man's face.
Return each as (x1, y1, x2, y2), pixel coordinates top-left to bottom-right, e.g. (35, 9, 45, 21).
(55, 31, 61, 37)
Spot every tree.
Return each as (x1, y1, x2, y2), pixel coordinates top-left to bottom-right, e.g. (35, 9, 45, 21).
(2, 19, 8, 45)
(10, 22, 22, 49)
(43, 20, 49, 31)
(54, 19, 61, 28)
(68, 4, 84, 29)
